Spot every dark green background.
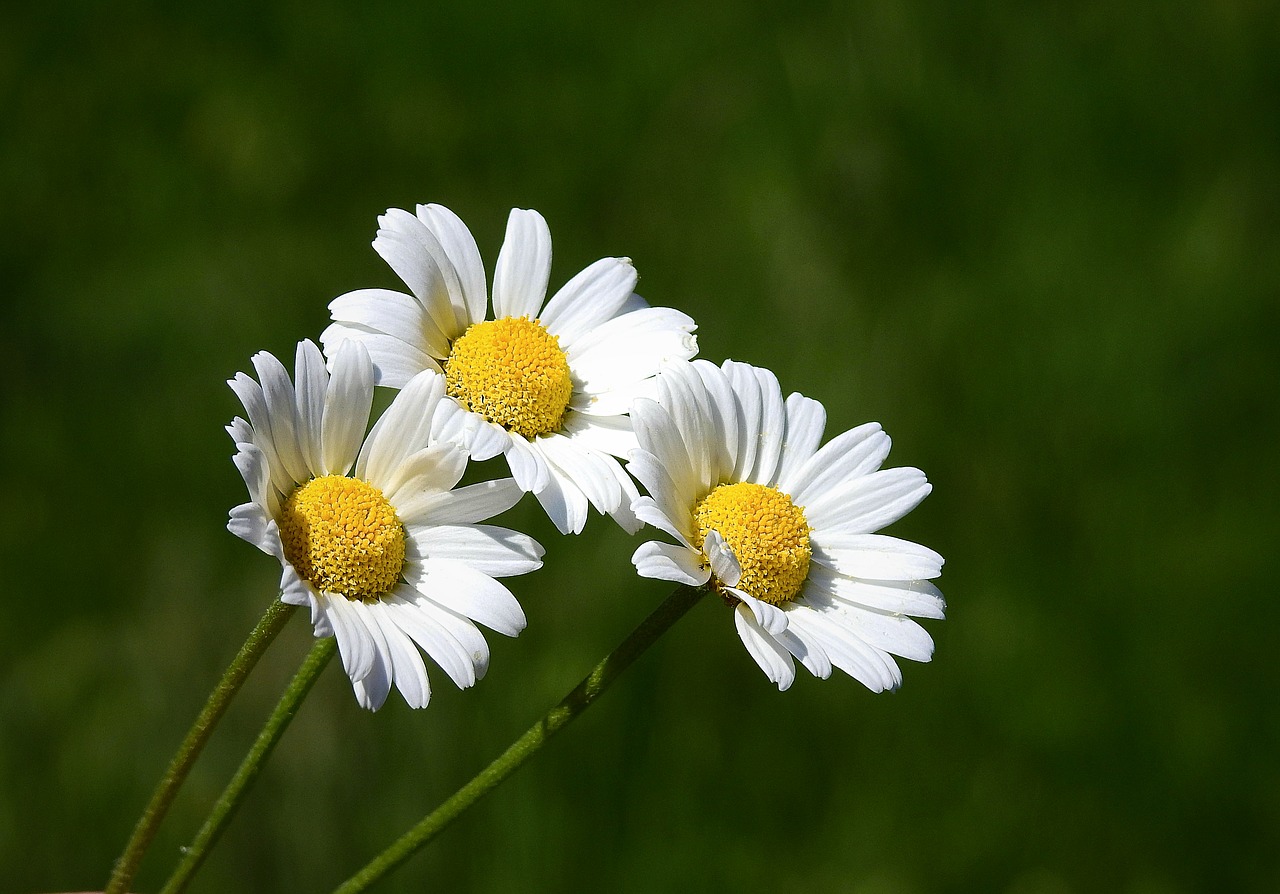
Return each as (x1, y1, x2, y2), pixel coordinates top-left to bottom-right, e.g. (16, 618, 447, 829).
(3, 2, 1277, 892)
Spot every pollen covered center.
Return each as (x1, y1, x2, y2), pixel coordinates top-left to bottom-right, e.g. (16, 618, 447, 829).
(280, 475, 406, 602)
(694, 482, 812, 606)
(444, 316, 573, 439)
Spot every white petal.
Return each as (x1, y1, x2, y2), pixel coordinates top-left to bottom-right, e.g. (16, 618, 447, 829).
(250, 349, 309, 485)
(227, 371, 288, 496)
(355, 370, 447, 484)
(806, 568, 947, 620)
(786, 604, 900, 692)
(293, 340, 329, 477)
(656, 360, 717, 494)
(733, 604, 796, 691)
(328, 287, 450, 359)
(536, 435, 622, 515)
(690, 359, 737, 483)
(772, 616, 833, 679)
(406, 558, 527, 637)
(417, 203, 487, 326)
(373, 208, 465, 337)
(280, 563, 314, 609)
(632, 541, 710, 587)
(631, 496, 694, 547)
(789, 422, 890, 505)
(728, 587, 788, 636)
(703, 530, 742, 588)
(631, 398, 697, 507)
(227, 502, 275, 555)
(319, 323, 439, 389)
(805, 468, 932, 535)
(607, 458, 643, 534)
(406, 523, 544, 576)
(230, 441, 276, 515)
(723, 360, 762, 483)
(367, 599, 432, 709)
(533, 465, 590, 535)
(323, 593, 376, 683)
(774, 393, 826, 492)
(747, 365, 786, 486)
(397, 478, 525, 527)
(384, 592, 479, 690)
(810, 532, 945, 581)
(493, 208, 551, 320)
(320, 339, 375, 476)
(626, 450, 695, 539)
(504, 434, 551, 493)
(558, 412, 637, 458)
(431, 398, 510, 461)
(384, 444, 470, 507)
(565, 306, 698, 382)
(349, 602, 393, 711)
(539, 257, 637, 345)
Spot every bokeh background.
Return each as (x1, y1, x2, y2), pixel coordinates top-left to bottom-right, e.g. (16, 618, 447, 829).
(3, 2, 1278, 892)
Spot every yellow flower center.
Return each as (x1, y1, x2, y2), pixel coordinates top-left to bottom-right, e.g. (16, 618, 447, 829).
(694, 482, 812, 606)
(279, 475, 406, 602)
(444, 316, 574, 439)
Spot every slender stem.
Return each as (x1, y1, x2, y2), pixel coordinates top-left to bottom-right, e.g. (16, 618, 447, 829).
(160, 636, 337, 894)
(333, 585, 705, 894)
(106, 599, 297, 894)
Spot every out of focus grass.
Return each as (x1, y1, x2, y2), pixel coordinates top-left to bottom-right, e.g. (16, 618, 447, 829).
(2, 2, 1277, 892)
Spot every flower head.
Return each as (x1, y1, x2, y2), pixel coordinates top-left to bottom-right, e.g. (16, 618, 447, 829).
(320, 204, 699, 535)
(227, 339, 543, 710)
(628, 360, 945, 692)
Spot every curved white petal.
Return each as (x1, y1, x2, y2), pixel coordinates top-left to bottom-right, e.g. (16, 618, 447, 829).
(396, 478, 525, 527)
(703, 530, 742, 588)
(804, 467, 932, 535)
(631, 495, 694, 547)
(366, 599, 432, 709)
(540, 257, 637, 345)
(328, 287, 451, 359)
(320, 339, 375, 476)
(349, 602, 394, 711)
(383, 444, 470, 507)
(406, 558, 527, 637)
(810, 532, 945, 581)
(405, 523, 543, 576)
(323, 592, 377, 683)
(493, 208, 552, 320)
(733, 603, 796, 691)
(431, 398, 510, 462)
(356, 370, 447, 484)
(250, 350, 309, 485)
(417, 203, 487, 326)
(631, 399, 697, 507)
(373, 207, 465, 338)
(227, 502, 275, 555)
(631, 541, 710, 587)
(504, 434, 551, 494)
(728, 587, 788, 636)
(533, 465, 590, 535)
(788, 422, 890, 505)
(293, 340, 329, 477)
(774, 392, 826, 491)
(559, 412, 637, 458)
(320, 322, 440, 389)
(227, 371, 289, 497)
(384, 592, 479, 690)
(805, 567, 947, 620)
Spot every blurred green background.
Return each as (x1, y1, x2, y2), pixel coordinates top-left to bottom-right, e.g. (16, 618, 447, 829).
(3, 1, 1278, 892)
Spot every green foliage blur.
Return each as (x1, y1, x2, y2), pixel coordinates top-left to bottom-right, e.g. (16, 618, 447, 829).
(3, 2, 1277, 892)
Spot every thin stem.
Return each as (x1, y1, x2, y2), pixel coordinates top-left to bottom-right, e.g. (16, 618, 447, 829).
(333, 585, 705, 894)
(106, 599, 297, 894)
(160, 636, 337, 894)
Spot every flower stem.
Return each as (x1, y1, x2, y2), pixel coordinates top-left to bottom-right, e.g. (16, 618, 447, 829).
(106, 599, 297, 894)
(160, 636, 337, 894)
(332, 584, 705, 894)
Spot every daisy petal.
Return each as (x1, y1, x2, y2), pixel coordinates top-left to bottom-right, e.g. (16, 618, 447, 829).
(733, 603, 796, 691)
(367, 600, 432, 709)
(396, 478, 525, 527)
(632, 541, 710, 587)
(384, 593, 479, 690)
(408, 558, 527, 637)
(356, 370, 447, 484)
(805, 468, 932, 535)
(320, 339, 375, 476)
(320, 323, 440, 389)
(417, 203, 488, 326)
(774, 393, 826, 491)
(405, 523, 544, 576)
(328, 287, 451, 359)
(789, 422, 890, 505)
(533, 467, 590, 535)
(703, 530, 743, 588)
(729, 587, 788, 636)
(810, 532, 945, 581)
(293, 340, 329, 477)
(349, 603, 393, 711)
(324, 593, 377, 683)
(493, 208, 552, 320)
(540, 257, 637, 345)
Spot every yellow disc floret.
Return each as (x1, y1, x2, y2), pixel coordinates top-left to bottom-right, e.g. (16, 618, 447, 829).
(279, 475, 406, 602)
(694, 482, 812, 606)
(444, 316, 574, 439)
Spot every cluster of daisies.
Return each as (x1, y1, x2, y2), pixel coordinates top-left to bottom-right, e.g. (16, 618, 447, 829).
(227, 203, 944, 710)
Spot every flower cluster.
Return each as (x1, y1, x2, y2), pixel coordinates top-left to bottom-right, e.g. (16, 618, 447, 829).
(227, 203, 944, 708)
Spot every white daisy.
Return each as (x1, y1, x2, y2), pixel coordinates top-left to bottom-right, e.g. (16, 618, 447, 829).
(226, 338, 543, 711)
(628, 359, 945, 692)
(319, 203, 699, 535)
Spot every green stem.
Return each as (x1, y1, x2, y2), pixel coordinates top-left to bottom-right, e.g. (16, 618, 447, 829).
(332, 585, 705, 894)
(106, 599, 297, 894)
(160, 636, 337, 894)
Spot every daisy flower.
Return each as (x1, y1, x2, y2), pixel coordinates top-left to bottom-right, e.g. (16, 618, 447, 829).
(226, 338, 543, 711)
(320, 203, 698, 535)
(628, 359, 945, 692)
